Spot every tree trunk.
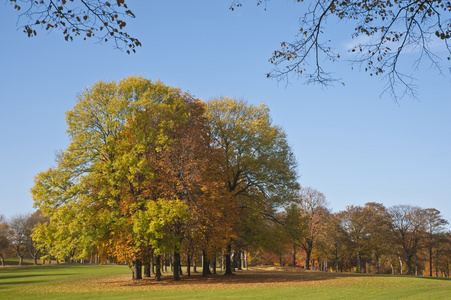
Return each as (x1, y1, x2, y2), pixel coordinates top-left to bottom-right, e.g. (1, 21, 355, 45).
(429, 245, 433, 277)
(398, 256, 403, 275)
(375, 254, 380, 274)
(187, 254, 191, 276)
(305, 249, 312, 270)
(155, 255, 162, 281)
(132, 260, 142, 280)
(356, 251, 362, 273)
(173, 251, 181, 281)
(244, 250, 248, 270)
(202, 250, 211, 277)
(325, 256, 328, 272)
(237, 250, 242, 270)
(292, 244, 296, 267)
(436, 248, 439, 277)
(0, 255, 4, 266)
(212, 255, 217, 274)
(144, 263, 151, 277)
(193, 258, 198, 273)
(18, 255, 23, 266)
(224, 244, 233, 275)
(406, 255, 413, 275)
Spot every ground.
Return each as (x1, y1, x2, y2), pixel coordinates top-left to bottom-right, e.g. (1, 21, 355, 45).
(0, 262, 450, 299)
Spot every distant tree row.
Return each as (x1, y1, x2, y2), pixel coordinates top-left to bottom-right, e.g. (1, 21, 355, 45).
(257, 188, 450, 277)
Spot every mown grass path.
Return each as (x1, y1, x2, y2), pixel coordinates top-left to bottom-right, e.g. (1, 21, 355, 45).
(1, 264, 450, 299)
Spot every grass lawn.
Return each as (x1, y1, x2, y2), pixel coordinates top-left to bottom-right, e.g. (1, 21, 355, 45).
(1, 262, 450, 299)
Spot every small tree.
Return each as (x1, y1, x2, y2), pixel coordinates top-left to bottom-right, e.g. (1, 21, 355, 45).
(8, 215, 29, 265)
(0, 215, 10, 266)
(26, 211, 48, 265)
(297, 187, 328, 270)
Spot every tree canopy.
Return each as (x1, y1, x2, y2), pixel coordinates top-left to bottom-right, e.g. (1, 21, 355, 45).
(30, 77, 299, 280)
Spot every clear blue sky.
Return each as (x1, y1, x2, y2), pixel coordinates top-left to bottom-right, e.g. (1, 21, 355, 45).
(1, 1, 450, 224)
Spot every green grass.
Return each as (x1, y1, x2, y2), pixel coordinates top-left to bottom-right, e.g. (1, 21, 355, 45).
(0, 263, 450, 299)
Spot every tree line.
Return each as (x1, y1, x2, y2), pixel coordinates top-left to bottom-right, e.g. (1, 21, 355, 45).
(261, 189, 450, 277)
(1, 76, 449, 280)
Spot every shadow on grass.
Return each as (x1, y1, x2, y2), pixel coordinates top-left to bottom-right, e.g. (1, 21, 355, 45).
(0, 273, 72, 291)
(110, 268, 347, 287)
(105, 267, 451, 288)
(0, 273, 75, 281)
(413, 275, 451, 281)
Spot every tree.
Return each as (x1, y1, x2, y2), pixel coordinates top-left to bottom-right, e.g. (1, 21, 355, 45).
(32, 77, 207, 279)
(8, 215, 29, 265)
(8, 0, 141, 53)
(32, 76, 236, 281)
(0, 215, 10, 266)
(424, 208, 448, 276)
(322, 213, 347, 273)
(296, 187, 328, 270)
(205, 97, 299, 274)
(24, 211, 48, 265)
(232, 0, 451, 99)
(338, 205, 370, 273)
(389, 205, 427, 275)
(284, 203, 306, 267)
(363, 202, 391, 274)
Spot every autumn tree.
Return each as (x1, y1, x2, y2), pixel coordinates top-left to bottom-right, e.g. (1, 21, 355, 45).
(337, 205, 369, 273)
(389, 205, 427, 275)
(232, 0, 451, 99)
(296, 187, 328, 270)
(32, 77, 212, 279)
(205, 97, 299, 274)
(424, 208, 448, 276)
(284, 203, 306, 267)
(8, 215, 29, 265)
(23, 211, 48, 265)
(363, 202, 391, 274)
(32, 76, 237, 281)
(8, 0, 140, 53)
(0, 215, 10, 266)
(322, 213, 347, 273)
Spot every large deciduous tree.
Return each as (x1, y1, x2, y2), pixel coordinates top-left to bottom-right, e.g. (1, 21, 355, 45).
(205, 97, 299, 275)
(32, 76, 231, 280)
